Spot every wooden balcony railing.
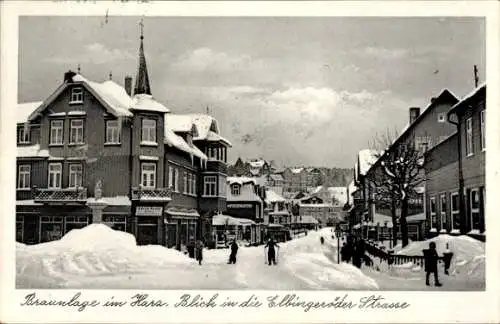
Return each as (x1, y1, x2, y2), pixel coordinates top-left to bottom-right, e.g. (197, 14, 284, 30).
(33, 187, 87, 203)
(131, 187, 172, 201)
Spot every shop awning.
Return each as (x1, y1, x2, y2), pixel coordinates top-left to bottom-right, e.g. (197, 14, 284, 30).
(297, 215, 319, 224)
(212, 214, 255, 226)
(166, 207, 200, 218)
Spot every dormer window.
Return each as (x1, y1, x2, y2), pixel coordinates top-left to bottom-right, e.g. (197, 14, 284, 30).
(70, 87, 83, 104)
(231, 183, 241, 196)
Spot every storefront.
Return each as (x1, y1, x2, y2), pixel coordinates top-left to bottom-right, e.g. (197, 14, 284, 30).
(165, 207, 200, 251)
(134, 205, 164, 245)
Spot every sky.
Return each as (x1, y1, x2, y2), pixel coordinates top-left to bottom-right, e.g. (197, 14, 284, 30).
(18, 16, 485, 168)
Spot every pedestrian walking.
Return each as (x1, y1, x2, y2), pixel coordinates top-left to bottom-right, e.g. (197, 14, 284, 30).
(423, 242, 442, 287)
(195, 239, 204, 266)
(320, 236, 325, 245)
(228, 240, 239, 264)
(265, 238, 280, 266)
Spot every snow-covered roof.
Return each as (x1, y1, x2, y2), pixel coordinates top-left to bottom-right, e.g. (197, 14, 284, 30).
(265, 189, 285, 203)
(358, 149, 378, 176)
(73, 75, 133, 117)
(87, 196, 131, 206)
(249, 160, 266, 168)
(226, 183, 262, 202)
(164, 124, 207, 161)
(249, 169, 260, 176)
(164, 114, 195, 133)
(291, 167, 304, 174)
(188, 114, 219, 140)
(17, 144, 50, 158)
(268, 173, 283, 181)
(311, 185, 323, 194)
(206, 131, 232, 146)
(227, 176, 257, 185)
(131, 94, 169, 113)
(328, 187, 348, 205)
(449, 82, 486, 114)
(212, 214, 255, 226)
(17, 101, 43, 124)
(299, 203, 333, 208)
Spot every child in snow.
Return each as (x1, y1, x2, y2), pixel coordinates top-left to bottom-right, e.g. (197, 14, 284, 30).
(423, 242, 442, 287)
(228, 240, 239, 264)
(195, 239, 204, 266)
(265, 238, 280, 265)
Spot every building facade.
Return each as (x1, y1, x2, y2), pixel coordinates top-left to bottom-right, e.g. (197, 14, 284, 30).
(15, 32, 230, 249)
(364, 89, 459, 226)
(424, 83, 486, 239)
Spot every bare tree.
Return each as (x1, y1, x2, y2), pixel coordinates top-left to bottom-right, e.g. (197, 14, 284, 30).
(368, 129, 425, 247)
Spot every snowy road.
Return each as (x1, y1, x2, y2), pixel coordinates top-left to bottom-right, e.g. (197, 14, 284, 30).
(16, 225, 484, 291)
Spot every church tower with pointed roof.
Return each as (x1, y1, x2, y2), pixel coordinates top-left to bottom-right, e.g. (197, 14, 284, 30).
(134, 19, 152, 95)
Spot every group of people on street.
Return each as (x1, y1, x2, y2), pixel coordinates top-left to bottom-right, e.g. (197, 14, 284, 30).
(190, 237, 280, 266)
(339, 234, 366, 268)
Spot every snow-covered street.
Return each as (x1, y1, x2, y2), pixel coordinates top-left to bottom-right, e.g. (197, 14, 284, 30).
(16, 225, 484, 290)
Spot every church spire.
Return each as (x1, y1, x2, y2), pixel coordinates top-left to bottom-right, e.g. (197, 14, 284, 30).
(134, 18, 152, 95)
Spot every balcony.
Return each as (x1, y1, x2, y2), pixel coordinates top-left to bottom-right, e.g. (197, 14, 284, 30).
(131, 187, 172, 202)
(33, 187, 87, 204)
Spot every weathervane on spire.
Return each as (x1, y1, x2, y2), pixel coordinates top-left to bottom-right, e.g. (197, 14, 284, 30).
(139, 18, 144, 40)
(109, 71, 113, 80)
(77, 64, 81, 74)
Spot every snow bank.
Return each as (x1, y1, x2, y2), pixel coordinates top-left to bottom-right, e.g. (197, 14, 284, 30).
(281, 228, 379, 290)
(397, 234, 484, 260)
(17, 224, 194, 287)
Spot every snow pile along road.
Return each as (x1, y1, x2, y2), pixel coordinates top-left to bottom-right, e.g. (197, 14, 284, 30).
(16, 224, 194, 288)
(393, 234, 485, 279)
(281, 228, 379, 290)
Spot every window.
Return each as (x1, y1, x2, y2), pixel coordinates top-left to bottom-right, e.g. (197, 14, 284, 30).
(65, 216, 89, 233)
(105, 120, 121, 144)
(141, 163, 156, 188)
(141, 118, 156, 143)
(70, 119, 84, 144)
(17, 165, 31, 189)
(48, 163, 62, 189)
(438, 113, 446, 123)
(168, 166, 174, 189)
(231, 184, 241, 196)
(183, 172, 188, 194)
(17, 125, 30, 144)
(203, 176, 217, 196)
(480, 110, 485, 150)
(50, 120, 64, 145)
(466, 117, 473, 156)
(470, 189, 480, 231)
(440, 194, 447, 230)
(168, 166, 179, 192)
(451, 192, 460, 231)
(68, 164, 83, 188)
(430, 197, 437, 228)
(16, 215, 24, 242)
(70, 87, 83, 103)
(191, 174, 197, 195)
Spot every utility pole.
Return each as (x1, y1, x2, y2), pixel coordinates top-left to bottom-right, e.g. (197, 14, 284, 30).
(474, 65, 479, 88)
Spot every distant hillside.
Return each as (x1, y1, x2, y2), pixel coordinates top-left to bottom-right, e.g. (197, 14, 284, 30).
(227, 159, 353, 187)
(317, 167, 353, 187)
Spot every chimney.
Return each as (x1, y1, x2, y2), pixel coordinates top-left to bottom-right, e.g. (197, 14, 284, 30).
(430, 97, 437, 103)
(64, 70, 76, 83)
(124, 76, 133, 96)
(409, 107, 421, 124)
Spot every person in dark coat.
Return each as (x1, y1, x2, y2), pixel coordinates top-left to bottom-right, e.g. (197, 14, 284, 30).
(265, 238, 279, 265)
(228, 240, 239, 264)
(195, 239, 204, 266)
(340, 242, 350, 262)
(424, 242, 442, 287)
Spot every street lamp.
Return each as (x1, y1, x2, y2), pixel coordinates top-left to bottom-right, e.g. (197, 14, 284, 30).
(335, 227, 342, 264)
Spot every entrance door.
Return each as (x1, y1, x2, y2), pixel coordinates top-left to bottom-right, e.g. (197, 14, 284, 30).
(136, 216, 159, 245)
(137, 224, 158, 245)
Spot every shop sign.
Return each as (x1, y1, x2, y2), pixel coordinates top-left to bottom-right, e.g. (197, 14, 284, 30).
(227, 203, 253, 209)
(136, 206, 163, 216)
